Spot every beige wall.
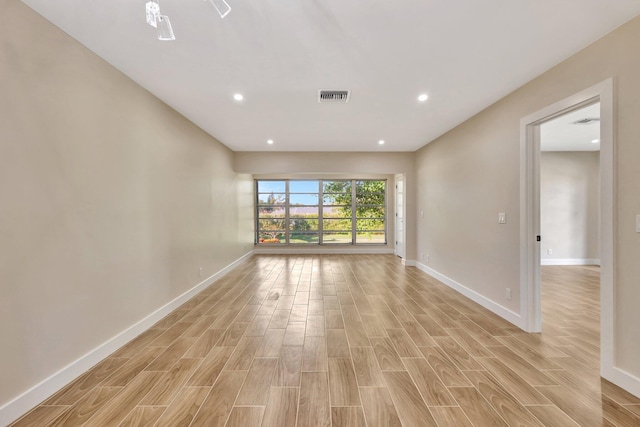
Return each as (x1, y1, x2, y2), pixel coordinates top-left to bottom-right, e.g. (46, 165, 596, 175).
(416, 15, 640, 378)
(0, 0, 253, 410)
(236, 152, 417, 259)
(541, 152, 600, 262)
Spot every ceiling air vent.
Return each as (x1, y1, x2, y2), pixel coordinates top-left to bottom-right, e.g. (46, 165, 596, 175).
(571, 117, 600, 125)
(318, 90, 350, 103)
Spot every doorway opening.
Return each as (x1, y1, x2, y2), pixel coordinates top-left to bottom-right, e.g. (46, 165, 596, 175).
(520, 79, 614, 380)
(538, 102, 602, 378)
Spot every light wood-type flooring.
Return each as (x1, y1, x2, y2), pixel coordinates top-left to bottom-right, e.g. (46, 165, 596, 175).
(11, 255, 640, 426)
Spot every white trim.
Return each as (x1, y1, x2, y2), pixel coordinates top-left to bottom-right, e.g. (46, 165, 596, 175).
(253, 247, 394, 255)
(520, 118, 541, 332)
(520, 80, 612, 333)
(414, 262, 524, 329)
(541, 259, 601, 266)
(520, 79, 628, 393)
(606, 367, 640, 398)
(402, 259, 417, 267)
(0, 251, 254, 427)
(394, 173, 406, 260)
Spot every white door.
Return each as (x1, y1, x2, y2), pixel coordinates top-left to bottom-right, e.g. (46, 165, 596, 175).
(395, 174, 406, 259)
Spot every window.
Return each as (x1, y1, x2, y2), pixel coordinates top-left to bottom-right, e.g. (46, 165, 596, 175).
(256, 179, 386, 245)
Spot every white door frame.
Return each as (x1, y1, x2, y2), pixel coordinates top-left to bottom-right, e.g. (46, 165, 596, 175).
(519, 78, 615, 379)
(394, 173, 406, 260)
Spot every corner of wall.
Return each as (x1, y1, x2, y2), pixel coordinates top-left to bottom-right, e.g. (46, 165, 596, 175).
(413, 261, 524, 330)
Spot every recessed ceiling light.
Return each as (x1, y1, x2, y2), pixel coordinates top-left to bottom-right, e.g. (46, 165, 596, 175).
(418, 93, 429, 102)
(233, 93, 244, 101)
(378, 140, 385, 145)
(592, 139, 600, 143)
(267, 139, 274, 145)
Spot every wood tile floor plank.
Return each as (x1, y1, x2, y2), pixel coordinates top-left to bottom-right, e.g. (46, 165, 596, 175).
(156, 386, 210, 427)
(272, 346, 303, 387)
(48, 387, 121, 427)
(83, 371, 163, 426)
(350, 346, 385, 387)
(331, 406, 367, 427)
(189, 372, 246, 427)
(328, 357, 361, 406)
(359, 387, 403, 427)
(118, 406, 165, 427)
(383, 370, 438, 427)
(298, 372, 331, 427)
(429, 406, 474, 427)
(448, 386, 508, 427)
(226, 406, 265, 427)
(464, 370, 544, 426)
(302, 336, 328, 372)
(402, 357, 456, 406)
(11, 406, 70, 427)
(235, 357, 278, 405)
(370, 337, 404, 371)
(261, 387, 298, 427)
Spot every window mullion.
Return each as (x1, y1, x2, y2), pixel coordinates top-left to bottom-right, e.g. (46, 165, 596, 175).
(351, 179, 356, 245)
(285, 180, 290, 244)
(319, 180, 324, 245)
(384, 182, 387, 244)
(255, 180, 259, 244)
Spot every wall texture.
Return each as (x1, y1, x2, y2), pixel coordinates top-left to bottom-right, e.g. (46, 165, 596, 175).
(0, 0, 253, 413)
(415, 15, 640, 379)
(540, 152, 600, 263)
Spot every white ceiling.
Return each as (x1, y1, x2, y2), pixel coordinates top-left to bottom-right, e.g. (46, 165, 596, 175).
(541, 103, 600, 152)
(21, 0, 640, 152)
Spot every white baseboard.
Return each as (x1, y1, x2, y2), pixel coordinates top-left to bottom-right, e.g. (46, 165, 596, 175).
(253, 247, 394, 255)
(602, 366, 640, 399)
(0, 250, 254, 427)
(402, 259, 417, 267)
(413, 262, 524, 330)
(541, 258, 601, 266)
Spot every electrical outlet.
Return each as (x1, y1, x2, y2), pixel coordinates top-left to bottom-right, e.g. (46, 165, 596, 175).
(498, 212, 507, 224)
(505, 288, 512, 301)
(547, 249, 553, 255)
(425, 255, 430, 264)
(199, 267, 203, 277)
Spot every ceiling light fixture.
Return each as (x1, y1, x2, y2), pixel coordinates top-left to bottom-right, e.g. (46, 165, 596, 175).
(378, 140, 385, 145)
(145, 1, 160, 27)
(233, 93, 244, 101)
(145, 0, 231, 41)
(156, 15, 175, 41)
(418, 93, 429, 102)
(146, 1, 175, 41)
(209, 0, 232, 19)
(267, 139, 274, 145)
(592, 139, 600, 143)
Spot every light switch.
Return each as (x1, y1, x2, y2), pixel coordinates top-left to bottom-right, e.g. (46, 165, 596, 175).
(498, 212, 506, 224)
